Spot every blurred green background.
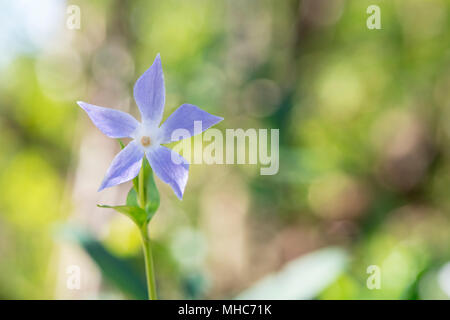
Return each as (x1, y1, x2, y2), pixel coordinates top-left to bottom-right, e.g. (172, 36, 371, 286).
(0, 0, 450, 299)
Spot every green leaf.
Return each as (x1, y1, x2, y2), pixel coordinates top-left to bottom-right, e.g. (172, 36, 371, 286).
(126, 180, 158, 224)
(142, 159, 160, 217)
(126, 188, 140, 207)
(97, 204, 147, 227)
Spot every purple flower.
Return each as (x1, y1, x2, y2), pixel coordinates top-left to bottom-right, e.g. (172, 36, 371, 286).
(78, 54, 223, 199)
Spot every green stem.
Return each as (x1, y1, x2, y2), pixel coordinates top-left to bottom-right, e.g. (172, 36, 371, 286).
(140, 224, 158, 300)
(136, 162, 157, 300)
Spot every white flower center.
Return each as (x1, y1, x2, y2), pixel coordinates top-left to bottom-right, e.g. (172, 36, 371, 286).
(141, 136, 151, 147)
(133, 122, 161, 151)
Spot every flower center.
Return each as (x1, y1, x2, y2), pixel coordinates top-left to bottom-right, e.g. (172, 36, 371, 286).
(141, 136, 151, 147)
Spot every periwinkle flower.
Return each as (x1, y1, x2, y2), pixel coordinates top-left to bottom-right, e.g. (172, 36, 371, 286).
(78, 54, 223, 199)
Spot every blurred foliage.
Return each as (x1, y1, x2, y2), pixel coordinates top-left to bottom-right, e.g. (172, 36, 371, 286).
(237, 247, 348, 299)
(62, 226, 147, 299)
(0, 0, 450, 299)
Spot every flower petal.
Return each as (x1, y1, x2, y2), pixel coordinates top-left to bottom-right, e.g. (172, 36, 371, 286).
(146, 146, 189, 200)
(133, 54, 165, 125)
(99, 141, 144, 191)
(159, 104, 223, 143)
(78, 101, 139, 138)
